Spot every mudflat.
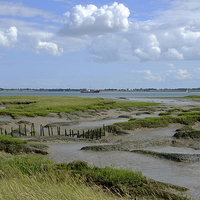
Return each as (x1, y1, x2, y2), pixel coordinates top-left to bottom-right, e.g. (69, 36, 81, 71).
(1, 97, 200, 199)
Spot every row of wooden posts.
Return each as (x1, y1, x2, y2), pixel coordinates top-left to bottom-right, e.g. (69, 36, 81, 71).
(1, 123, 106, 140)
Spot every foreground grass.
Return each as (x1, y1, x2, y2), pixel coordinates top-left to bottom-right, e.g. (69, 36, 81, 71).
(0, 137, 190, 200)
(0, 156, 123, 200)
(0, 152, 189, 200)
(0, 96, 158, 117)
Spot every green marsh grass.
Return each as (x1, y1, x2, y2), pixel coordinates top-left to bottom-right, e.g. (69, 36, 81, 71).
(113, 112, 200, 130)
(0, 96, 158, 117)
(0, 154, 189, 199)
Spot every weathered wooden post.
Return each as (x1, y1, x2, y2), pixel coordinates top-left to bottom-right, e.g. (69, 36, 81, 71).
(42, 126, 44, 136)
(87, 129, 90, 139)
(65, 129, 67, 136)
(25, 125, 27, 136)
(96, 129, 98, 140)
(77, 130, 79, 138)
(82, 130, 85, 138)
(31, 124, 33, 136)
(19, 125, 21, 136)
(40, 125, 42, 136)
(72, 130, 74, 137)
(11, 127, 13, 137)
(91, 130, 94, 139)
(31, 123, 35, 136)
(57, 127, 60, 136)
(5, 129, 7, 135)
(48, 127, 50, 136)
(51, 127, 53, 135)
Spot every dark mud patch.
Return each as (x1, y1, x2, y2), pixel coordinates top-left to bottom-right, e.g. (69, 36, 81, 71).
(17, 120, 32, 125)
(131, 149, 200, 163)
(81, 139, 173, 152)
(0, 143, 48, 155)
(44, 121, 79, 127)
(173, 126, 200, 140)
(118, 115, 132, 119)
(0, 121, 11, 126)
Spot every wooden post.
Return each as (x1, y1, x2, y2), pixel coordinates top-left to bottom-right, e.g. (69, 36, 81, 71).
(1, 128, 3, 135)
(25, 125, 27, 136)
(40, 125, 42, 136)
(96, 130, 98, 140)
(19, 125, 21, 135)
(57, 127, 60, 136)
(82, 130, 85, 138)
(11, 127, 13, 137)
(77, 130, 79, 138)
(48, 127, 50, 136)
(5, 129, 7, 135)
(51, 127, 53, 135)
(31, 123, 35, 136)
(99, 129, 102, 138)
(33, 123, 35, 136)
(31, 124, 33, 136)
(91, 130, 94, 139)
(72, 130, 74, 137)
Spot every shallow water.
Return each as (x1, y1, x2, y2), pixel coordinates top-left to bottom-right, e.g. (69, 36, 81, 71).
(46, 141, 200, 199)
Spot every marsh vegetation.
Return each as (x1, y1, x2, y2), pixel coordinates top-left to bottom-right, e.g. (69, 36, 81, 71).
(0, 96, 158, 118)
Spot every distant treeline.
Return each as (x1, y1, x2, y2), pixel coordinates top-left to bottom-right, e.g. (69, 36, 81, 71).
(0, 88, 200, 92)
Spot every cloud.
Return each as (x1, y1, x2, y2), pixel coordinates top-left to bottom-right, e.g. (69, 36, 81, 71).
(59, 2, 130, 35)
(0, 27, 18, 48)
(0, 2, 53, 19)
(88, 34, 132, 62)
(131, 70, 164, 82)
(164, 48, 183, 60)
(168, 69, 192, 80)
(175, 69, 192, 80)
(36, 41, 64, 56)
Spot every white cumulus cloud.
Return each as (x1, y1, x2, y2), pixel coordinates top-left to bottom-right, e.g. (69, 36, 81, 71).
(60, 2, 130, 35)
(0, 26, 18, 48)
(131, 70, 164, 82)
(36, 41, 64, 56)
(175, 69, 192, 80)
(167, 69, 192, 80)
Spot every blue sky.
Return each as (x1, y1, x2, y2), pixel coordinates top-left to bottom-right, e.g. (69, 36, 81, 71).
(0, 0, 200, 89)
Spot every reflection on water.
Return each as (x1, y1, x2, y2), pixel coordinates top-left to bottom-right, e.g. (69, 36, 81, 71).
(46, 142, 200, 199)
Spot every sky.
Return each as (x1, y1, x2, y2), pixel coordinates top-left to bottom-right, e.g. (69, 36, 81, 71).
(1, 0, 200, 89)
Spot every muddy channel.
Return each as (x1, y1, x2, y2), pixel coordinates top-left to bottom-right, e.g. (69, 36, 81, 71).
(45, 124, 200, 199)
